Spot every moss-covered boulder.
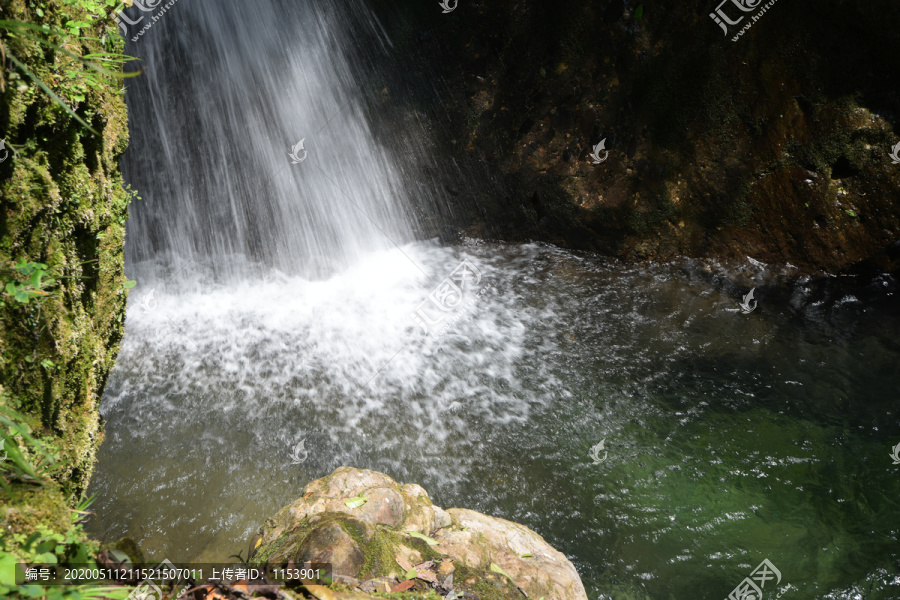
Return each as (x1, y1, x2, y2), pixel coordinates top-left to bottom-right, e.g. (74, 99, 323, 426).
(253, 467, 588, 600)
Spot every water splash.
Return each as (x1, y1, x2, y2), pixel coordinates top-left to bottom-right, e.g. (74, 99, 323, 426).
(121, 0, 435, 281)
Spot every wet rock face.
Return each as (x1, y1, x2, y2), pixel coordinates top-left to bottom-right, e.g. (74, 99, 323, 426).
(253, 467, 588, 600)
(367, 0, 900, 276)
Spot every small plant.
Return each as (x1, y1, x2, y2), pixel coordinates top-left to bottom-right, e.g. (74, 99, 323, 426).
(0, 513, 130, 599)
(0, 403, 58, 492)
(0, 1, 140, 134)
(4, 259, 56, 304)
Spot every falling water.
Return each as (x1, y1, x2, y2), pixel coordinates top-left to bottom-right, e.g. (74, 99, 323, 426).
(89, 2, 900, 599)
(122, 0, 436, 281)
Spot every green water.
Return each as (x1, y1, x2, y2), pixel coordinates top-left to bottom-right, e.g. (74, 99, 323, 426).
(88, 243, 900, 599)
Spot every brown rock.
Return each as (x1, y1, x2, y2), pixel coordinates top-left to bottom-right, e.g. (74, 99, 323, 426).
(254, 468, 588, 600)
(437, 560, 455, 580)
(434, 508, 587, 600)
(356, 487, 404, 527)
(359, 577, 395, 594)
(257, 467, 443, 548)
(288, 515, 373, 578)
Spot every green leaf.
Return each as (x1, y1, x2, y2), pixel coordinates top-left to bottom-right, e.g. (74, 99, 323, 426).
(123, 279, 137, 289)
(404, 568, 417, 580)
(344, 493, 368, 508)
(407, 531, 439, 546)
(77, 587, 132, 600)
(15, 259, 33, 275)
(635, 4, 644, 20)
(520, 553, 533, 558)
(845, 209, 858, 218)
(490, 562, 514, 581)
(68, 542, 92, 565)
(34, 552, 58, 564)
(0, 553, 17, 587)
(23, 532, 43, 552)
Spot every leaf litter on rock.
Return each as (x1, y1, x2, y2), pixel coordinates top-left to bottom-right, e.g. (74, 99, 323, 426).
(391, 579, 417, 593)
(407, 531, 439, 545)
(344, 492, 368, 508)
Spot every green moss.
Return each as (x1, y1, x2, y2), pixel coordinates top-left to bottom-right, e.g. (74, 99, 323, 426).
(1, 0, 131, 499)
(0, 482, 73, 536)
(250, 502, 524, 600)
(450, 562, 522, 600)
(358, 528, 431, 580)
(0, 0, 132, 574)
(253, 511, 443, 581)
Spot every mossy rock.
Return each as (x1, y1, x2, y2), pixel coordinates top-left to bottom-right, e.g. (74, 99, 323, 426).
(1, 0, 132, 500)
(252, 467, 587, 600)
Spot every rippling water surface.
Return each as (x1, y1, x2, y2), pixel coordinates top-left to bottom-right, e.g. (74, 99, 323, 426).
(88, 242, 900, 600)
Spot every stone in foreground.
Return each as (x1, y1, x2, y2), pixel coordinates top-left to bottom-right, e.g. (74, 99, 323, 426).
(252, 467, 587, 600)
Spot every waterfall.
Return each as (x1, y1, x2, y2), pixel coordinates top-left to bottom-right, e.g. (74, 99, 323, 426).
(121, 0, 430, 281)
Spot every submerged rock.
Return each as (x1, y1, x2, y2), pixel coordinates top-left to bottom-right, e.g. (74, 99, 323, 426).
(253, 467, 587, 600)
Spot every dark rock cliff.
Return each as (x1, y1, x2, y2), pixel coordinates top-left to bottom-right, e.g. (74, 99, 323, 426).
(367, 0, 900, 276)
